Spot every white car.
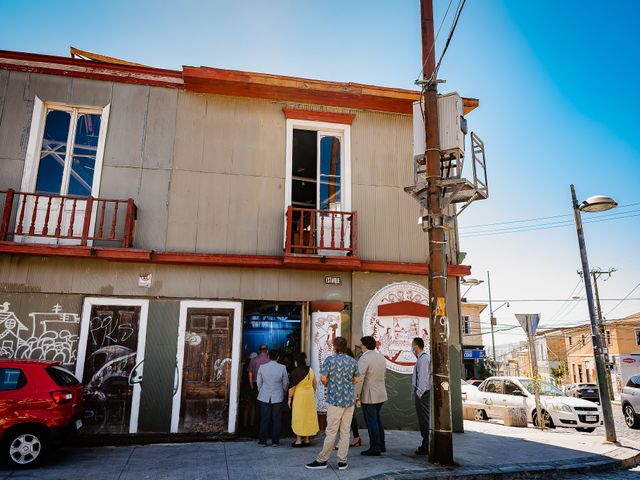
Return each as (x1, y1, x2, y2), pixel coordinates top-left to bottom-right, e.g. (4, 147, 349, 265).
(461, 379, 481, 403)
(474, 376, 602, 432)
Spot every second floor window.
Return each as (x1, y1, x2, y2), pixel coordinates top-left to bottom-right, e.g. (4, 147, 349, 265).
(35, 107, 103, 197)
(463, 315, 471, 335)
(291, 129, 343, 211)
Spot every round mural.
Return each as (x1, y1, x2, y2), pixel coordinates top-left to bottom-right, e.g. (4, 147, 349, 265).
(362, 282, 430, 374)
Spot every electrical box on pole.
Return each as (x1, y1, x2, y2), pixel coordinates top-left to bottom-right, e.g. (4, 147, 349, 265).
(407, 94, 489, 223)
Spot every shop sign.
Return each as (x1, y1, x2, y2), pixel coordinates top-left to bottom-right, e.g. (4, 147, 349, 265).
(138, 273, 153, 288)
(463, 349, 486, 359)
(362, 282, 430, 375)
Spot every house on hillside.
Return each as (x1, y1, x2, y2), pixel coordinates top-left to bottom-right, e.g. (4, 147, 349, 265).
(0, 49, 480, 435)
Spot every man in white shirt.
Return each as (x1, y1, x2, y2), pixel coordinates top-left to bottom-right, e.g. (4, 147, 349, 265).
(411, 337, 431, 456)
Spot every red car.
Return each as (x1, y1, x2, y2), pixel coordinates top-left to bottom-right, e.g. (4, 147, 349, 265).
(0, 360, 84, 468)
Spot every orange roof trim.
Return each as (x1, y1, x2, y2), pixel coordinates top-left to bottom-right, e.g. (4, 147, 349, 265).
(0, 50, 479, 115)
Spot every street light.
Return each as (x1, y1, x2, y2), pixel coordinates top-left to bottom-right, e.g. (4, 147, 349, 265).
(570, 184, 617, 443)
(461, 277, 484, 297)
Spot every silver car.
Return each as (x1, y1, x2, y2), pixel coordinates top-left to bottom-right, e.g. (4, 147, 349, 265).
(622, 374, 640, 429)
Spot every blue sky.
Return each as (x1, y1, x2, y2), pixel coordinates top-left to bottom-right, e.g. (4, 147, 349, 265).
(1, 0, 639, 347)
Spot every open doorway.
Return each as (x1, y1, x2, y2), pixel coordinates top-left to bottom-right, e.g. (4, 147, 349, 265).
(238, 301, 304, 436)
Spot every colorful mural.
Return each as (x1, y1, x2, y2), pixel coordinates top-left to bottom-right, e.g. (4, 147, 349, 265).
(310, 311, 342, 412)
(362, 282, 430, 374)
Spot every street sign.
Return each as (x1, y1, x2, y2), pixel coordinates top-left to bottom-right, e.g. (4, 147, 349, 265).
(515, 314, 540, 336)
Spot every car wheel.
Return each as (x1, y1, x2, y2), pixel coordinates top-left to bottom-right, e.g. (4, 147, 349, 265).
(532, 410, 555, 429)
(474, 409, 488, 421)
(624, 404, 640, 429)
(3, 426, 48, 468)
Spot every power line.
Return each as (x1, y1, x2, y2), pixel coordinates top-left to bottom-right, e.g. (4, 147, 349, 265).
(415, 0, 455, 83)
(460, 201, 640, 230)
(605, 281, 640, 317)
(460, 211, 640, 238)
(546, 279, 583, 324)
(431, 0, 466, 83)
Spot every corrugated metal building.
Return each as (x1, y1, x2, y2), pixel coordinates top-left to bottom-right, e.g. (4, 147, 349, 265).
(0, 49, 474, 436)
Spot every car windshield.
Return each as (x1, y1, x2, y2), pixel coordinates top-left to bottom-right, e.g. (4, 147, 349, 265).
(519, 379, 563, 396)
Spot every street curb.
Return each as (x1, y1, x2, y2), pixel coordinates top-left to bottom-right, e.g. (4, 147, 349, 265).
(361, 447, 640, 480)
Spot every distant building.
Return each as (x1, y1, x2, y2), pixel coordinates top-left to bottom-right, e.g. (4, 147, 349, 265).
(564, 313, 640, 399)
(460, 301, 486, 379)
(535, 329, 569, 385)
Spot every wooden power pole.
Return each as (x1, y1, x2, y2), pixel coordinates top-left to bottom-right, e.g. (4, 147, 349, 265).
(420, 0, 454, 466)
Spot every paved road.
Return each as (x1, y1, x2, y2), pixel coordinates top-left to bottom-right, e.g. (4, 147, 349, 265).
(593, 403, 640, 445)
(561, 466, 640, 479)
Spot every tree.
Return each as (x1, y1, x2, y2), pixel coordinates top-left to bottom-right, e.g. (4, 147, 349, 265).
(550, 361, 568, 386)
(477, 357, 498, 380)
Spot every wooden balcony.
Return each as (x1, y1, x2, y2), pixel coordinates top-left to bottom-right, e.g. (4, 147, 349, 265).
(0, 189, 137, 248)
(284, 206, 358, 261)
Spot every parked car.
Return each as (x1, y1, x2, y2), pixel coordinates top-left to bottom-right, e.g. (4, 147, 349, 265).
(0, 360, 84, 468)
(564, 383, 600, 403)
(473, 376, 602, 432)
(467, 379, 484, 388)
(461, 379, 480, 403)
(621, 374, 640, 429)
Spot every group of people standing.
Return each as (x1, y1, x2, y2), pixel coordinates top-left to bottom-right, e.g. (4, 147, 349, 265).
(252, 336, 432, 471)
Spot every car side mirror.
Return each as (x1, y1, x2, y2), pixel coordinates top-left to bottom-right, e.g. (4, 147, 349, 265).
(513, 390, 525, 396)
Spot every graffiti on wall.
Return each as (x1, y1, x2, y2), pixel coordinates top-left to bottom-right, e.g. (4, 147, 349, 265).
(310, 311, 342, 412)
(0, 301, 79, 368)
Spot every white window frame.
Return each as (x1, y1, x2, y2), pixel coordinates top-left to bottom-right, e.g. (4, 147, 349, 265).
(21, 97, 110, 197)
(75, 297, 149, 434)
(284, 119, 352, 215)
(171, 300, 243, 434)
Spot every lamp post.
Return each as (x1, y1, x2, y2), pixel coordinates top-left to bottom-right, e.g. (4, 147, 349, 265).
(570, 184, 617, 443)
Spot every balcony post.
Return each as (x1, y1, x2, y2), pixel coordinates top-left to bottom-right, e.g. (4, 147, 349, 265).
(80, 196, 94, 246)
(0, 189, 15, 241)
(351, 211, 359, 257)
(123, 199, 136, 248)
(284, 206, 293, 255)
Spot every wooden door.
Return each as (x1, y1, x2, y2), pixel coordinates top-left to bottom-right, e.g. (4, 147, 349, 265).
(179, 309, 233, 432)
(81, 305, 140, 434)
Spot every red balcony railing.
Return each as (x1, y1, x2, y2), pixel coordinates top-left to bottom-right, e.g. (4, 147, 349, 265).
(285, 206, 358, 257)
(0, 189, 137, 247)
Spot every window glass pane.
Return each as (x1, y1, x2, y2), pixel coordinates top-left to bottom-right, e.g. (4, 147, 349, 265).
(68, 113, 101, 196)
(46, 366, 80, 387)
(504, 380, 522, 396)
(292, 179, 316, 208)
(319, 135, 341, 210)
(292, 129, 317, 179)
(35, 110, 71, 194)
(0, 368, 26, 391)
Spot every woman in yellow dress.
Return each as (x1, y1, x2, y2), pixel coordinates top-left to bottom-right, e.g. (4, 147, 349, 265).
(288, 352, 319, 447)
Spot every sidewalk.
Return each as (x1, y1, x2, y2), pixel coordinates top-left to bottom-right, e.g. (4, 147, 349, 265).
(1, 421, 638, 480)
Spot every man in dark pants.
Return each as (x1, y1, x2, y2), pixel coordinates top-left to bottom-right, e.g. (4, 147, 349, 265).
(411, 337, 431, 456)
(356, 336, 388, 456)
(256, 349, 289, 446)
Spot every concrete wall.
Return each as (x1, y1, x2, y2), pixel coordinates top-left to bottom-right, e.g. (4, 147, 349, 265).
(0, 70, 432, 262)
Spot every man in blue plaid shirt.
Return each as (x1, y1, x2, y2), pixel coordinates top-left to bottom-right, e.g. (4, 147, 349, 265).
(306, 336, 359, 471)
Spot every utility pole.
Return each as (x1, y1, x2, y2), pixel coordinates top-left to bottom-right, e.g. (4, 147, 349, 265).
(590, 268, 616, 401)
(571, 185, 617, 443)
(487, 271, 497, 362)
(420, 0, 453, 466)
